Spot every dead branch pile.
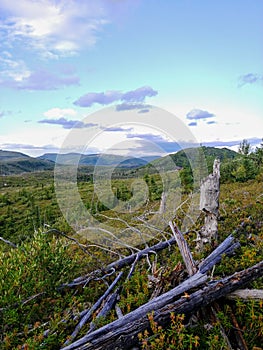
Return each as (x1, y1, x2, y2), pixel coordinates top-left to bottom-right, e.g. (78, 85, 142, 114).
(60, 226, 262, 350)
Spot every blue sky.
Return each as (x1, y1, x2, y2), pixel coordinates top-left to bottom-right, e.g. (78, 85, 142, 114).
(0, 0, 262, 157)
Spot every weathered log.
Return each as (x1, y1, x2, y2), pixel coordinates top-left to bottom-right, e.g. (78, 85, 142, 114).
(63, 237, 177, 288)
(63, 234, 239, 347)
(198, 234, 240, 273)
(226, 289, 263, 300)
(64, 272, 123, 346)
(169, 227, 239, 348)
(61, 271, 207, 349)
(88, 291, 119, 333)
(61, 261, 263, 350)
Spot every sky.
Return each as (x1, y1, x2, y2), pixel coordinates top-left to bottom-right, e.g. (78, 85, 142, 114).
(0, 0, 262, 158)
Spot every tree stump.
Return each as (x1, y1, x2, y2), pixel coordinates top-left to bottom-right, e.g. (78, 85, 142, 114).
(197, 158, 220, 251)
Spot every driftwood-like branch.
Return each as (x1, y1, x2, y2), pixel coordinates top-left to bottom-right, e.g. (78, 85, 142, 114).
(63, 237, 177, 288)
(169, 222, 197, 276)
(0, 236, 17, 248)
(198, 234, 240, 273)
(61, 234, 240, 348)
(169, 226, 240, 348)
(226, 289, 263, 300)
(88, 291, 119, 333)
(62, 271, 207, 349)
(44, 229, 88, 253)
(62, 261, 263, 350)
(63, 272, 123, 347)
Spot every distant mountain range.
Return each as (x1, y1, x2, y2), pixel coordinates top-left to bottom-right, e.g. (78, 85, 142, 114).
(0, 147, 239, 175)
(0, 150, 159, 175)
(38, 152, 159, 167)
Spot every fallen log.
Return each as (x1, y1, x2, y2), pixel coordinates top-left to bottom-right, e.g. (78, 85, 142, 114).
(198, 234, 240, 273)
(62, 237, 177, 288)
(88, 291, 119, 334)
(63, 272, 123, 346)
(62, 260, 263, 350)
(226, 289, 263, 300)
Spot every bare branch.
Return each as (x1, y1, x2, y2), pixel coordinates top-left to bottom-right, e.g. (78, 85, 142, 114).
(0, 236, 17, 248)
(64, 271, 124, 347)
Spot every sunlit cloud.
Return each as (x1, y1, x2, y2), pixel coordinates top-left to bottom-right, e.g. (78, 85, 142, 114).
(0, 0, 109, 57)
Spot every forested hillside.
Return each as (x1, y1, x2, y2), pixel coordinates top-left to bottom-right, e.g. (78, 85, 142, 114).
(0, 141, 262, 349)
(0, 150, 54, 175)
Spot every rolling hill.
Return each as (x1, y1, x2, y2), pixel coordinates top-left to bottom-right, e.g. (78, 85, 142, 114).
(148, 146, 239, 171)
(0, 150, 54, 175)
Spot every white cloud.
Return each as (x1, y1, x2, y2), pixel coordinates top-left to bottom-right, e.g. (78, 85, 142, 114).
(0, 0, 109, 56)
(43, 108, 78, 119)
(0, 53, 31, 82)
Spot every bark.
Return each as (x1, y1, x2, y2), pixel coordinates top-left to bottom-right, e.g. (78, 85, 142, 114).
(61, 261, 263, 350)
(61, 271, 207, 350)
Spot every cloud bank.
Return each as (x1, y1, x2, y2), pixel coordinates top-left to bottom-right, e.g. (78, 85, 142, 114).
(38, 117, 97, 129)
(0, 68, 79, 90)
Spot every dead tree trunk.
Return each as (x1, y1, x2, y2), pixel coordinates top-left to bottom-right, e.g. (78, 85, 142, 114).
(61, 261, 263, 350)
(197, 158, 220, 250)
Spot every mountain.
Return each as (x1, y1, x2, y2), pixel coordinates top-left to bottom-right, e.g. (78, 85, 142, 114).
(0, 150, 30, 161)
(39, 153, 159, 168)
(0, 147, 239, 175)
(148, 146, 239, 172)
(0, 150, 54, 175)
